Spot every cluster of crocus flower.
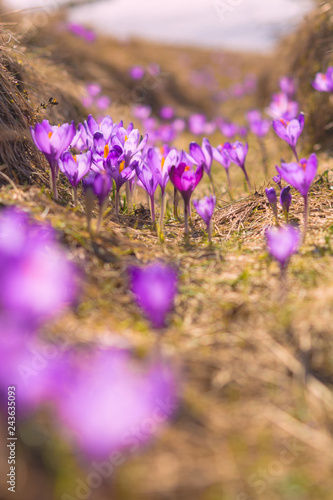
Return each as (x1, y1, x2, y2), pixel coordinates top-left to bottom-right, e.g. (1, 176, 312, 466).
(0, 207, 178, 461)
(31, 114, 227, 240)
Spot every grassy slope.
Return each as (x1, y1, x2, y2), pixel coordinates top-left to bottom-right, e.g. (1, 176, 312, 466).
(1, 7, 333, 500)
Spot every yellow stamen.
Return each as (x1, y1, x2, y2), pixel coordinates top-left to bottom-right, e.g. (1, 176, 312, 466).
(74, 155, 77, 163)
(161, 157, 165, 170)
(48, 131, 53, 139)
(125, 135, 128, 142)
(119, 161, 125, 173)
(104, 144, 109, 158)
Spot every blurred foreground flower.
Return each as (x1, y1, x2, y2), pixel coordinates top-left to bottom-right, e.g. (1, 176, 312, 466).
(266, 225, 300, 271)
(0, 328, 71, 415)
(129, 263, 178, 329)
(0, 208, 79, 328)
(58, 348, 178, 458)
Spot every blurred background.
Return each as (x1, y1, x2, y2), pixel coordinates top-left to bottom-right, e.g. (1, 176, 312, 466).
(6, 0, 314, 51)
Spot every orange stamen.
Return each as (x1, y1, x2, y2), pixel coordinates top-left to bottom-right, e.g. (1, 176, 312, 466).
(161, 157, 165, 170)
(119, 161, 125, 173)
(104, 144, 109, 158)
(48, 131, 53, 139)
(185, 165, 190, 172)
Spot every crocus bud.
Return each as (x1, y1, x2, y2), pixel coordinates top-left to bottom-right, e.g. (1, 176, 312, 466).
(265, 187, 278, 221)
(280, 185, 292, 222)
(273, 174, 282, 190)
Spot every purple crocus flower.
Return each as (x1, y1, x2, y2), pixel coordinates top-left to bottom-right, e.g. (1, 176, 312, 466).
(189, 139, 213, 176)
(30, 120, 76, 200)
(129, 65, 145, 80)
(280, 185, 292, 222)
(67, 23, 96, 42)
(273, 113, 304, 161)
(57, 348, 178, 458)
(266, 92, 299, 121)
(247, 110, 271, 138)
(213, 144, 233, 195)
(59, 151, 92, 206)
(273, 174, 282, 190)
(0, 208, 79, 327)
(86, 83, 101, 97)
(96, 96, 111, 111)
(81, 96, 93, 108)
(85, 114, 114, 144)
(112, 128, 148, 169)
(193, 195, 216, 242)
(276, 153, 318, 241)
(91, 131, 112, 171)
(132, 105, 152, 120)
(106, 154, 136, 217)
(145, 147, 178, 233)
(93, 171, 112, 208)
(129, 262, 178, 329)
(265, 187, 278, 223)
(266, 225, 300, 270)
(169, 163, 204, 237)
(276, 154, 318, 199)
(203, 121, 217, 135)
(312, 67, 333, 92)
(135, 162, 159, 225)
(224, 141, 251, 190)
(220, 121, 239, 139)
(279, 77, 296, 98)
(188, 114, 206, 135)
(172, 118, 186, 133)
(72, 123, 92, 151)
(159, 106, 174, 120)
